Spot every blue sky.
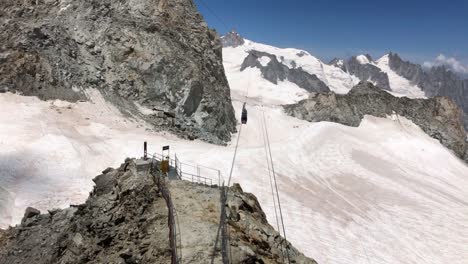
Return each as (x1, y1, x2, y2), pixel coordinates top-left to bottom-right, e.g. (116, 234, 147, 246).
(194, 0, 468, 71)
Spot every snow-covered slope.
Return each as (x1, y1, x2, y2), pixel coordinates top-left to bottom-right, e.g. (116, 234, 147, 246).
(1, 47, 467, 264)
(223, 39, 360, 94)
(224, 38, 429, 99)
(376, 55, 427, 98)
(356, 54, 371, 64)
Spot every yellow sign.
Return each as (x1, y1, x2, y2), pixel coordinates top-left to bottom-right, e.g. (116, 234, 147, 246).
(160, 160, 169, 174)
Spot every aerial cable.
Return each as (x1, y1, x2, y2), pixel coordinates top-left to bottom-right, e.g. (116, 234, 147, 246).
(197, 0, 231, 32)
(261, 107, 281, 232)
(260, 105, 285, 263)
(262, 109, 291, 264)
(211, 95, 246, 263)
(226, 124, 243, 187)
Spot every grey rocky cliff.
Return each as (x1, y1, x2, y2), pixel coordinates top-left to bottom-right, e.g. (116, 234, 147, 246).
(387, 53, 468, 130)
(332, 55, 391, 91)
(328, 58, 344, 69)
(221, 31, 245, 48)
(241, 50, 330, 93)
(284, 82, 468, 162)
(0, 0, 236, 143)
(387, 53, 428, 89)
(0, 159, 173, 263)
(0, 158, 317, 263)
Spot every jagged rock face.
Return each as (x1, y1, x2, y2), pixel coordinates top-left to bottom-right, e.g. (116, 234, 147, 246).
(387, 53, 428, 88)
(241, 50, 330, 93)
(225, 184, 317, 264)
(425, 67, 468, 125)
(0, 160, 172, 263)
(0, 159, 317, 263)
(388, 53, 468, 129)
(284, 82, 468, 162)
(329, 58, 344, 68)
(338, 55, 391, 90)
(221, 31, 245, 48)
(0, 0, 236, 143)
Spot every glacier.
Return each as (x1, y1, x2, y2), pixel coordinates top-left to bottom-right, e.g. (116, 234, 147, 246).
(0, 39, 467, 264)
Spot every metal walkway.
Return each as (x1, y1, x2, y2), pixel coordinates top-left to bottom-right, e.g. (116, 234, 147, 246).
(150, 153, 223, 186)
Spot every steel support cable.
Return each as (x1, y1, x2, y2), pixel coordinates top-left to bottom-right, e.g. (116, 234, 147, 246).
(211, 122, 243, 264)
(197, 0, 230, 32)
(211, 184, 227, 264)
(226, 124, 243, 187)
(212, 63, 250, 263)
(261, 110, 291, 264)
(260, 106, 285, 263)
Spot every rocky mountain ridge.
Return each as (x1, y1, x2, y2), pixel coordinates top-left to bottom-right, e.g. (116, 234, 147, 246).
(387, 53, 468, 128)
(331, 55, 391, 91)
(0, 158, 317, 264)
(240, 50, 330, 93)
(284, 82, 468, 163)
(331, 52, 468, 129)
(221, 31, 245, 48)
(0, 0, 236, 143)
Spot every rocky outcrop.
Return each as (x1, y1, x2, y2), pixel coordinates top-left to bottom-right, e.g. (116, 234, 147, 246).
(241, 50, 330, 93)
(330, 52, 468, 130)
(424, 66, 468, 129)
(387, 53, 428, 89)
(387, 53, 468, 129)
(332, 55, 391, 90)
(329, 58, 344, 68)
(0, 159, 172, 263)
(221, 31, 245, 48)
(225, 184, 316, 263)
(0, 158, 317, 263)
(0, 0, 236, 143)
(284, 82, 468, 162)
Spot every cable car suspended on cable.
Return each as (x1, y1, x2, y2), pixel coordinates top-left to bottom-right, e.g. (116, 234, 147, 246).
(241, 102, 248, 124)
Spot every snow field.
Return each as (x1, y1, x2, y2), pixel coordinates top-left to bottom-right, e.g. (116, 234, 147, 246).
(0, 39, 466, 264)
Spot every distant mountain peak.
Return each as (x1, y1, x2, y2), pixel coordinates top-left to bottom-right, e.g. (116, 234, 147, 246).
(221, 30, 245, 48)
(329, 58, 344, 68)
(355, 54, 373, 64)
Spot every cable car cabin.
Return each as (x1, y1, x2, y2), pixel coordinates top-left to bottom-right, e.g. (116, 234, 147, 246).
(241, 103, 248, 124)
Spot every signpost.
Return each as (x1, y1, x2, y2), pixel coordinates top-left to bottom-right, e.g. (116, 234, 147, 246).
(161, 145, 170, 174)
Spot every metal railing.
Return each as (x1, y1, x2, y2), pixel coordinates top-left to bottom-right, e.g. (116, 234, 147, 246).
(180, 173, 213, 186)
(211, 185, 231, 264)
(151, 153, 222, 186)
(220, 187, 231, 263)
(152, 163, 182, 264)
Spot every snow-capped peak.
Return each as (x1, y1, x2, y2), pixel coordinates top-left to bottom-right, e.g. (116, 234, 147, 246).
(376, 53, 390, 64)
(356, 54, 372, 64)
(223, 38, 360, 95)
(221, 30, 245, 48)
(375, 53, 426, 98)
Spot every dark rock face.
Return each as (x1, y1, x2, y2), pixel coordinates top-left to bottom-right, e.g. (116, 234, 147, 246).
(284, 82, 468, 162)
(21, 207, 40, 223)
(329, 58, 344, 68)
(387, 53, 428, 89)
(334, 55, 391, 90)
(221, 31, 245, 48)
(241, 50, 330, 93)
(0, 0, 236, 143)
(226, 184, 317, 264)
(387, 53, 468, 129)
